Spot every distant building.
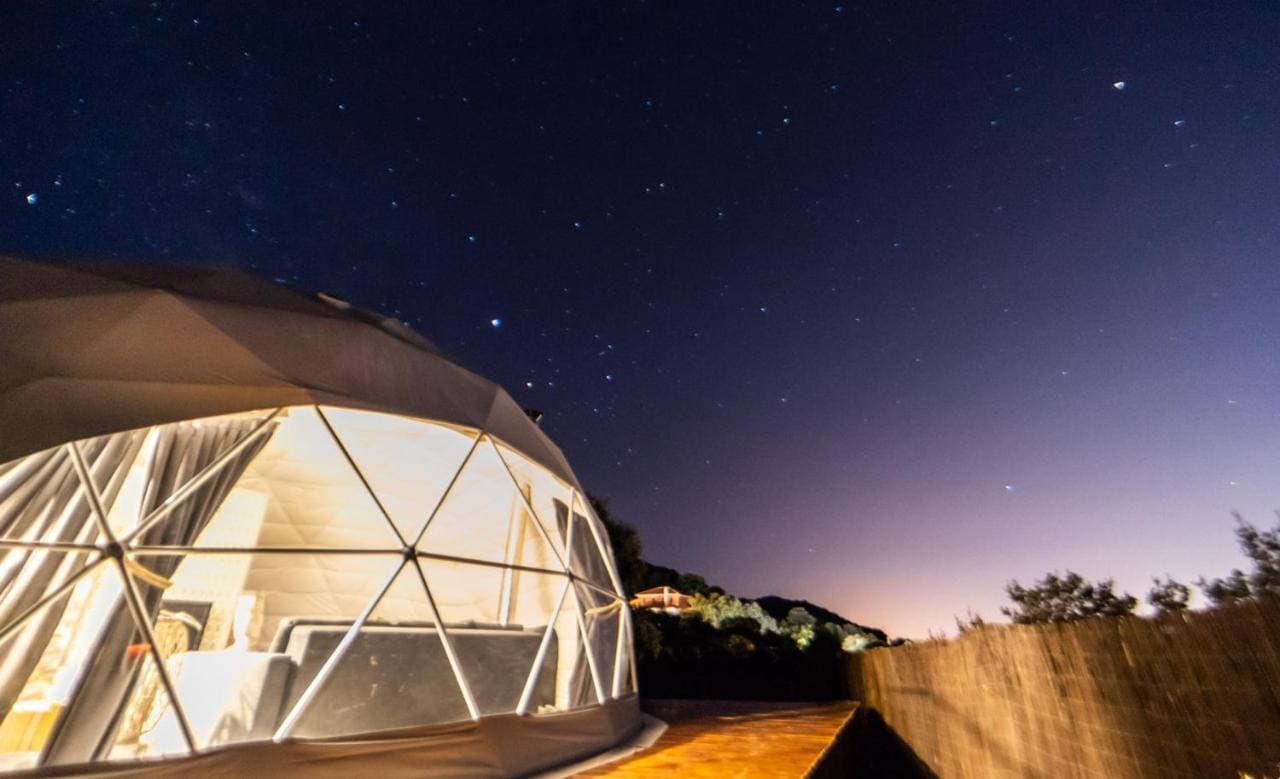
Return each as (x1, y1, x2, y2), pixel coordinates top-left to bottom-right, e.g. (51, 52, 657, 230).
(631, 586, 692, 614)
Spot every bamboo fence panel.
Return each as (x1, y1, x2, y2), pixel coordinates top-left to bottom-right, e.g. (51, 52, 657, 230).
(849, 598, 1280, 778)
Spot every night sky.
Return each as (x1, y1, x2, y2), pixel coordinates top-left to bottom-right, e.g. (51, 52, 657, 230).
(3, 3, 1279, 638)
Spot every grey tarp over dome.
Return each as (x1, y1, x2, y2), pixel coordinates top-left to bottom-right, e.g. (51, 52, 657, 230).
(0, 257, 640, 777)
(0, 256, 577, 486)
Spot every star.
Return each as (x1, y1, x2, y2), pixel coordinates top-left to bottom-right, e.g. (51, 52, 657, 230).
(490, 318, 502, 328)
(1112, 81, 1126, 91)
(25, 193, 37, 205)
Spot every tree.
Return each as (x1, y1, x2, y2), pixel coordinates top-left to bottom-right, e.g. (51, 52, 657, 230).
(685, 592, 779, 634)
(632, 609, 665, 661)
(675, 571, 715, 596)
(1197, 511, 1280, 606)
(781, 606, 818, 649)
(783, 606, 817, 626)
(1002, 571, 1137, 624)
(639, 562, 721, 596)
(1147, 576, 1190, 615)
(841, 632, 880, 653)
(590, 495, 646, 595)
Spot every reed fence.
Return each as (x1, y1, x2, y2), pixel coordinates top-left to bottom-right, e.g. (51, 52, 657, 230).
(848, 598, 1280, 777)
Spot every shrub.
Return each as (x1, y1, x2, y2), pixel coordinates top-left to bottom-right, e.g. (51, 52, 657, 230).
(686, 592, 779, 634)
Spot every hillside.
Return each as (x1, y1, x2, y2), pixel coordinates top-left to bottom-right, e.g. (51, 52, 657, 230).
(591, 495, 887, 641)
(755, 595, 888, 643)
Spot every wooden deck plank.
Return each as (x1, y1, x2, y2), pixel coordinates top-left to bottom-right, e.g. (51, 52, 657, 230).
(580, 700, 857, 778)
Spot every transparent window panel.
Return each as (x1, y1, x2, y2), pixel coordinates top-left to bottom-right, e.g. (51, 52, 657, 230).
(280, 561, 473, 738)
(512, 507, 563, 574)
(13, 559, 193, 768)
(98, 430, 158, 541)
(0, 430, 145, 547)
(619, 612, 637, 694)
(317, 407, 480, 543)
(475, 567, 565, 716)
(512, 572, 580, 716)
(581, 503, 624, 592)
(564, 584, 602, 709)
(0, 556, 120, 771)
(567, 510, 615, 592)
(190, 407, 400, 550)
(419, 559, 567, 717)
(119, 551, 401, 750)
(417, 557, 505, 626)
(548, 596, 586, 712)
(0, 547, 105, 642)
(417, 441, 558, 566)
(574, 581, 623, 701)
(103, 411, 279, 543)
(101, 631, 194, 763)
(493, 443, 575, 561)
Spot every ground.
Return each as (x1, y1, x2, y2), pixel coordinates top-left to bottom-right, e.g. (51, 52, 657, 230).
(581, 700, 857, 778)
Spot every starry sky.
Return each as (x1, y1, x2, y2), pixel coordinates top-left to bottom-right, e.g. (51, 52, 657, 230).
(2, 3, 1279, 638)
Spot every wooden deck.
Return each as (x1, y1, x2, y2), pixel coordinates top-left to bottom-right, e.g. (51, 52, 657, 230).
(580, 700, 858, 778)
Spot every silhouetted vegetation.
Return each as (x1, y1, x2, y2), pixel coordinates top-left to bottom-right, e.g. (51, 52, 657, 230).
(640, 563, 722, 596)
(589, 496, 646, 595)
(632, 592, 886, 698)
(959, 512, 1280, 634)
(593, 494, 723, 596)
(1198, 511, 1280, 606)
(591, 493, 885, 699)
(1147, 575, 1191, 615)
(756, 596, 887, 643)
(954, 609, 986, 634)
(632, 607, 853, 700)
(1002, 572, 1137, 624)
(1199, 570, 1251, 607)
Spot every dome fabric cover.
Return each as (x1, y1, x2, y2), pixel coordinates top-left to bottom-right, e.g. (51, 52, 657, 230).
(0, 258, 640, 776)
(0, 256, 576, 487)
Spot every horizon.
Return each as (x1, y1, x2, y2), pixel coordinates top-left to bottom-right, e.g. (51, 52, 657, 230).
(2, 4, 1278, 640)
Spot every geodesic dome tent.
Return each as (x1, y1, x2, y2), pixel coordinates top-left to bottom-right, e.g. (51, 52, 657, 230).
(0, 257, 639, 776)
